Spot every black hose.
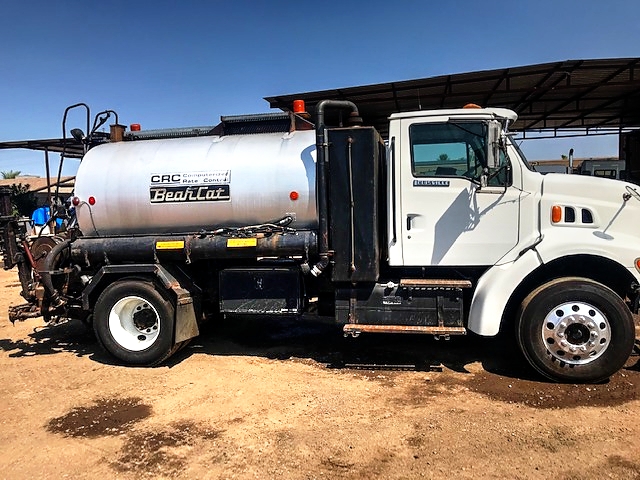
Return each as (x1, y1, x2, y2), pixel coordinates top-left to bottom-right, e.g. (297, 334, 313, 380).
(41, 239, 72, 308)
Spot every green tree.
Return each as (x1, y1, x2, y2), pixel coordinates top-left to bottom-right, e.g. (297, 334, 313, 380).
(1, 170, 21, 179)
(9, 183, 37, 217)
(438, 153, 450, 162)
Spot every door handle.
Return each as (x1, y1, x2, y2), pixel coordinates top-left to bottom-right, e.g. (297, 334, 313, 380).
(406, 215, 413, 231)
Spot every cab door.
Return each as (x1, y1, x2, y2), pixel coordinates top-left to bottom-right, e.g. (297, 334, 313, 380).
(398, 118, 520, 266)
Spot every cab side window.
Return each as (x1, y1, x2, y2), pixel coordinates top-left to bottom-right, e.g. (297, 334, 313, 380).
(410, 122, 485, 179)
(410, 122, 510, 186)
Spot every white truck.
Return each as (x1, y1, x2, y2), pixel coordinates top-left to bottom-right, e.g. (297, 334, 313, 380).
(1, 99, 638, 383)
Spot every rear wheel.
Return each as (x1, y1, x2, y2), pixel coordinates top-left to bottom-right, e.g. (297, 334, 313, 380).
(516, 277, 635, 383)
(93, 280, 176, 366)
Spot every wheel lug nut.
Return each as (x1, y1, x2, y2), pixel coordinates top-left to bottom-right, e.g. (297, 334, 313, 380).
(560, 340, 568, 347)
(590, 331, 598, 338)
(559, 322, 567, 329)
(588, 323, 595, 329)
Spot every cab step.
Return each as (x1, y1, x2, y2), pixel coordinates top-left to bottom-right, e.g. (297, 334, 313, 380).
(337, 278, 472, 336)
(399, 278, 472, 288)
(343, 324, 467, 336)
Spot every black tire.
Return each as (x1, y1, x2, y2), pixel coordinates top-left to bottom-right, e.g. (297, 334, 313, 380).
(93, 280, 176, 366)
(516, 277, 635, 383)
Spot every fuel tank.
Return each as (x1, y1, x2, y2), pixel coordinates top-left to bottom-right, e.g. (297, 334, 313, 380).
(74, 130, 317, 235)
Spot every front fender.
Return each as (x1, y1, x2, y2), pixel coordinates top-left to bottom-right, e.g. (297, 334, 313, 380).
(468, 249, 542, 336)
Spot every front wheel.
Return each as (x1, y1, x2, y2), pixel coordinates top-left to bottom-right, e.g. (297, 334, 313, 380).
(93, 280, 176, 366)
(516, 277, 635, 383)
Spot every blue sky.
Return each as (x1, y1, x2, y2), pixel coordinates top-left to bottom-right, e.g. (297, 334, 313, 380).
(1, 0, 638, 176)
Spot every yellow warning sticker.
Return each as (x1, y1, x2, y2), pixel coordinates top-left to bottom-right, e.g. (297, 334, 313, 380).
(155, 240, 185, 250)
(227, 238, 257, 248)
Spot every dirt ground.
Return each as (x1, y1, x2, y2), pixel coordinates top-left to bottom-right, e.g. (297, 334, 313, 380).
(0, 268, 639, 480)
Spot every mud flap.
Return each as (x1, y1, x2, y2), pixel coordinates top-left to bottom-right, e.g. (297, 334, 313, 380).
(173, 287, 199, 344)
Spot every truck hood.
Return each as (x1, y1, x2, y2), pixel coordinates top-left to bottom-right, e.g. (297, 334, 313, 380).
(541, 173, 640, 213)
(538, 173, 640, 266)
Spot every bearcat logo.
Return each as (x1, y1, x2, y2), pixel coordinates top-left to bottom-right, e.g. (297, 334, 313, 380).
(150, 185, 230, 203)
(149, 170, 231, 203)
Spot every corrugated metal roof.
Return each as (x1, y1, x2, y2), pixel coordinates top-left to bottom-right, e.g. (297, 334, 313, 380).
(265, 58, 640, 137)
(0, 176, 74, 193)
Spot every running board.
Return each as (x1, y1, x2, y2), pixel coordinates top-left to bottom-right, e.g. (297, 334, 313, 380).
(399, 279, 472, 288)
(343, 324, 467, 336)
(336, 281, 470, 334)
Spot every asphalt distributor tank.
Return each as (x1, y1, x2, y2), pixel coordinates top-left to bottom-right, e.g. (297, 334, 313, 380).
(74, 130, 317, 235)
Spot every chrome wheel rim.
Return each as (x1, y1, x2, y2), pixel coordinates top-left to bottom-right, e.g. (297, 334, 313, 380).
(541, 301, 610, 365)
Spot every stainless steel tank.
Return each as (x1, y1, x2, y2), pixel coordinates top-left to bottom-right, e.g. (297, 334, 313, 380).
(74, 130, 317, 235)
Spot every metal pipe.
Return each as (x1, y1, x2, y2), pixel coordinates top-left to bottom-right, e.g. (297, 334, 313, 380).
(569, 148, 574, 173)
(70, 231, 317, 266)
(58, 103, 90, 202)
(91, 109, 119, 134)
(312, 99, 360, 277)
(44, 148, 52, 207)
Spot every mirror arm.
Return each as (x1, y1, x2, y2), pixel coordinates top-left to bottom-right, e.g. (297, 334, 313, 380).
(480, 168, 488, 188)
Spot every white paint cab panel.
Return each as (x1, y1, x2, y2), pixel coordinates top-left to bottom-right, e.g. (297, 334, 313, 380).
(396, 118, 521, 266)
(400, 180, 521, 265)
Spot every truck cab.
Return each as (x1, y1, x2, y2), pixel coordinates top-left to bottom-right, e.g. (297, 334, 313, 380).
(387, 107, 527, 267)
(376, 106, 638, 382)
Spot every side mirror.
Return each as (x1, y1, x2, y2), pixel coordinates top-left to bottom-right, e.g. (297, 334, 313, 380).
(485, 120, 502, 170)
(479, 120, 510, 190)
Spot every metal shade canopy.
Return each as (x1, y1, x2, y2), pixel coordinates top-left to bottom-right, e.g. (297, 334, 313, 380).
(0, 132, 110, 158)
(265, 58, 640, 138)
